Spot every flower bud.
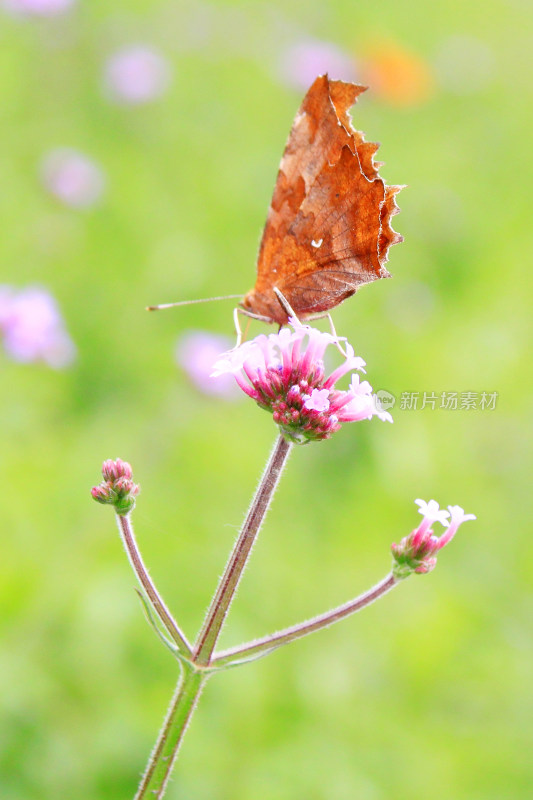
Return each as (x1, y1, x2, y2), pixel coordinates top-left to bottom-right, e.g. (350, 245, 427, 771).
(91, 459, 139, 516)
(392, 499, 475, 579)
(102, 458, 133, 482)
(90, 483, 115, 504)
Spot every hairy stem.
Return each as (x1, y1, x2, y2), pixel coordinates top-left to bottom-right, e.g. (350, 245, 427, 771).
(134, 665, 206, 800)
(193, 434, 292, 665)
(212, 572, 397, 667)
(117, 514, 191, 656)
(133, 434, 291, 799)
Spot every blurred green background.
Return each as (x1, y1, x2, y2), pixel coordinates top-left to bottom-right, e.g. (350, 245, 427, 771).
(1, 1, 532, 798)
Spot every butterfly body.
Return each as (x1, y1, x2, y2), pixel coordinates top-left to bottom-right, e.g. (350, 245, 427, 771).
(243, 75, 402, 325)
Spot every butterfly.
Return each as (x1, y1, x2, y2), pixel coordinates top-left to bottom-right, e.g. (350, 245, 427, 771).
(241, 74, 403, 325)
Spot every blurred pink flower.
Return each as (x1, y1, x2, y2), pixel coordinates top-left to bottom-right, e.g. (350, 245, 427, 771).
(41, 148, 106, 209)
(0, 285, 76, 368)
(176, 331, 241, 400)
(279, 40, 357, 90)
(2, 0, 75, 16)
(104, 46, 171, 105)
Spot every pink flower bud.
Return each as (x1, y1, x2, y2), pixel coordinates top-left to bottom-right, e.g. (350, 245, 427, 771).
(102, 458, 133, 482)
(392, 499, 476, 579)
(92, 459, 139, 516)
(114, 476, 140, 496)
(90, 483, 115, 505)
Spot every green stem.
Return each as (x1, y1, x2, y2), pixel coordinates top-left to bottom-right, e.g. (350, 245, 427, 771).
(212, 573, 397, 668)
(134, 665, 206, 800)
(193, 434, 292, 665)
(133, 434, 292, 798)
(117, 514, 191, 657)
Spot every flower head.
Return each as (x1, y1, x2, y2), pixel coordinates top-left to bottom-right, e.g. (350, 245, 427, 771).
(392, 499, 476, 578)
(211, 320, 391, 443)
(0, 285, 76, 367)
(91, 458, 140, 516)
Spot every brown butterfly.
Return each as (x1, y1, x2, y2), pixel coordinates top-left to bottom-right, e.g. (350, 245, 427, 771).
(241, 74, 403, 325)
(148, 75, 402, 326)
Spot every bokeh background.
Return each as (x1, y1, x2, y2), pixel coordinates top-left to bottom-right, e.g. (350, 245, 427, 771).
(1, 1, 532, 798)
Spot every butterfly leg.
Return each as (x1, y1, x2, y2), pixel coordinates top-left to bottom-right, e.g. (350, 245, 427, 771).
(273, 287, 302, 325)
(233, 307, 272, 347)
(271, 292, 347, 355)
(325, 312, 348, 357)
(300, 311, 348, 357)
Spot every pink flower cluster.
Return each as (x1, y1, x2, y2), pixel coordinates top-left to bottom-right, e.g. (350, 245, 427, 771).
(91, 458, 140, 516)
(211, 320, 391, 443)
(392, 499, 476, 577)
(0, 285, 76, 367)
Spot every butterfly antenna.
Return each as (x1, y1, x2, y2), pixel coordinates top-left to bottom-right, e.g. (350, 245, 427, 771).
(273, 287, 301, 324)
(147, 294, 243, 311)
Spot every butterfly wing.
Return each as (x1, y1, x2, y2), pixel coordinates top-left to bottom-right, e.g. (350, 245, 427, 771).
(243, 75, 402, 324)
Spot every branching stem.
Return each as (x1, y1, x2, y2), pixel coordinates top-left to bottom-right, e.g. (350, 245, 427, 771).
(133, 434, 292, 798)
(212, 572, 397, 667)
(128, 436, 401, 800)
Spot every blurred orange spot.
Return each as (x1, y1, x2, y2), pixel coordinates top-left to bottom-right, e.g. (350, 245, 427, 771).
(360, 41, 435, 106)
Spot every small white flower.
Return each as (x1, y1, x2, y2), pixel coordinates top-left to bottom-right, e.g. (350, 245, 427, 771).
(303, 388, 330, 412)
(415, 498, 450, 527)
(448, 505, 477, 525)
